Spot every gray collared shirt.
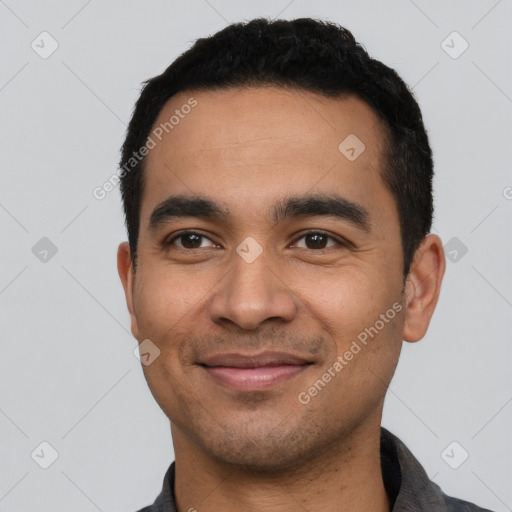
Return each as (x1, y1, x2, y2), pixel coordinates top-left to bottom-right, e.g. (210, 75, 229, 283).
(135, 427, 494, 511)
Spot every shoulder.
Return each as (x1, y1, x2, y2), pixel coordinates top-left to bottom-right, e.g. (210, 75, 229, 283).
(381, 428, 497, 512)
(441, 494, 495, 512)
(132, 503, 171, 512)
(131, 462, 177, 512)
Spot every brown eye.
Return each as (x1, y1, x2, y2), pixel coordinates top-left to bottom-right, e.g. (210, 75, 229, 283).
(167, 231, 216, 249)
(305, 233, 328, 249)
(179, 233, 202, 249)
(293, 232, 342, 250)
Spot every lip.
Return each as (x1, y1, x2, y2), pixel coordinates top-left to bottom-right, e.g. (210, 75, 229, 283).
(200, 351, 313, 391)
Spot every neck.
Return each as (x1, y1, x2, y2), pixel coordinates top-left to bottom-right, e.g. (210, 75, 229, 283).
(171, 420, 390, 512)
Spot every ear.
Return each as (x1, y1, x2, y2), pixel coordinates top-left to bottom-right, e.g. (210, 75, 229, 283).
(117, 242, 140, 340)
(402, 234, 446, 343)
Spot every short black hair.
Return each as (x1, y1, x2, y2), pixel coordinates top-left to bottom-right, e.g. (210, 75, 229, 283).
(120, 17, 433, 276)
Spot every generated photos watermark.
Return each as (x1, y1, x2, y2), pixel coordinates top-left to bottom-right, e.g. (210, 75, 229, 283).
(92, 97, 198, 200)
(298, 302, 403, 405)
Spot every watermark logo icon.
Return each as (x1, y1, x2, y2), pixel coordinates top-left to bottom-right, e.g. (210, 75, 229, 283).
(441, 441, 469, 469)
(32, 237, 58, 263)
(31, 32, 59, 59)
(236, 237, 263, 264)
(441, 31, 469, 59)
(338, 134, 366, 161)
(444, 236, 468, 264)
(31, 441, 59, 469)
(134, 339, 161, 366)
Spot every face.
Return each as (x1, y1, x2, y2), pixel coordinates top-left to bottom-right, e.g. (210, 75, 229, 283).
(118, 86, 442, 472)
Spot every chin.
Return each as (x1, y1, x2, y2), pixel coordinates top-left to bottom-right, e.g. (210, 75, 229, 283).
(210, 445, 308, 474)
(196, 420, 328, 475)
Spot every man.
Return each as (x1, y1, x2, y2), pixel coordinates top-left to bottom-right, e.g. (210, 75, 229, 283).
(117, 18, 493, 512)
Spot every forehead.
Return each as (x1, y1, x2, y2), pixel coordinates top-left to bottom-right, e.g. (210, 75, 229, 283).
(149, 86, 385, 154)
(140, 86, 394, 229)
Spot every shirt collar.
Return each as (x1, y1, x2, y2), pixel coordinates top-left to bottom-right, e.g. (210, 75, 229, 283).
(380, 427, 449, 510)
(146, 427, 480, 512)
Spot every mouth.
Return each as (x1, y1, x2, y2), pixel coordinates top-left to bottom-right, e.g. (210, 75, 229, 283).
(199, 352, 314, 391)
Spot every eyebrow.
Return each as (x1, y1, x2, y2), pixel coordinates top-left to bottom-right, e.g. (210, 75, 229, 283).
(148, 194, 371, 233)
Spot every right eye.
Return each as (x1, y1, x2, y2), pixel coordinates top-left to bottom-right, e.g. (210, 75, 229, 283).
(165, 231, 218, 250)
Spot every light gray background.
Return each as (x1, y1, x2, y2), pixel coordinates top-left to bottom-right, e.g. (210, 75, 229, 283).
(1, 1, 511, 511)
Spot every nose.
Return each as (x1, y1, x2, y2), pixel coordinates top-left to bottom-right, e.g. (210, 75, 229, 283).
(208, 246, 298, 330)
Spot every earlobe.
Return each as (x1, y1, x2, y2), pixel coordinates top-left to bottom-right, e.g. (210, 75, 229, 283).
(117, 242, 140, 340)
(402, 234, 446, 343)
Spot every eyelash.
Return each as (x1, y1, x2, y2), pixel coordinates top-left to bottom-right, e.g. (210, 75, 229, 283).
(164, 230, 347, 250)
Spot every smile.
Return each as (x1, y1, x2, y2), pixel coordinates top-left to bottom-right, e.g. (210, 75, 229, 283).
(199, 351, 314, 391)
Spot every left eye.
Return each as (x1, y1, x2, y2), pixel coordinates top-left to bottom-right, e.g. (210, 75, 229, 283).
(292, 232, 342, 250)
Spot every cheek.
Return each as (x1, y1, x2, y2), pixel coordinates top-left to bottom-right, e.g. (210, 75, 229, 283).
(133, 266, 205, 412)
(132, 262, 212, 338)
(294, 267, 378, 332)
(295, 265, 403, 367)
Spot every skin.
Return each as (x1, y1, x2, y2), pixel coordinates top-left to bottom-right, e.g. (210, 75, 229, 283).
(118, 86, 445, 512)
